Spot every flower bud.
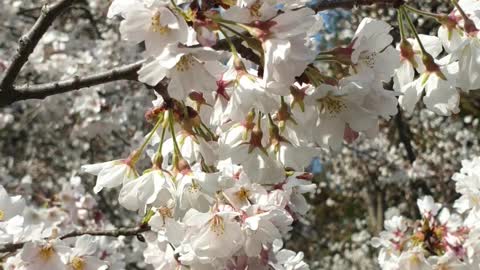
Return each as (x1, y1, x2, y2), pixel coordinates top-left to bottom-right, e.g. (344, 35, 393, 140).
(330, 46, 354, 65)
(175, 158, 191, 174)
(145, 107, 164, 123)
(245, 20, 276, 41)
(153, 154, 163, 169)
(422, 53, 446, 81)
(463, 17, 479, 35)
(399, 40, 418, 68)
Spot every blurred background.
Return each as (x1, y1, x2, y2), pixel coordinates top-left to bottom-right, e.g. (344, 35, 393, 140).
(1, 0, 480, 269)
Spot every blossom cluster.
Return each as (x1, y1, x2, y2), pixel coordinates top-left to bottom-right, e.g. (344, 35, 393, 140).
(81, 0, 480, 269)
(2, 0, 480, 269)
(372, 156, 480, 269)
(0, 178, 133, 269)
(80, 0, 405, 268)
(394, 0, 480, 115)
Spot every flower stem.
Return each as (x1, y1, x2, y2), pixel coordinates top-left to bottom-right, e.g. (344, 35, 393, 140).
(257, 111, 263, 129)
(397, 9, 407, 42)
(133, 115, 163, 164)
(404, 5, 442, 20)
(168, 110, 182, 158)
(170, 0, 187, 20)
(315, 56, 344, 64)
(401, 7, 428, 55)
(304, 67, 321, 87)
(451, 0, 470, 22)
(267, 113, 276, 127)
(213, 17, 243, 26)
(219, 23, 249, 41)
(218, 27, 239, 58)
(451, 0, 478, 33)
(317, 51, 335, 56)
(201, 122, 217, 140)
(156, 123, 167, 157)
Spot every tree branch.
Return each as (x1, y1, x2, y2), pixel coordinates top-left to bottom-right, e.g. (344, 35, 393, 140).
(59, 225, 150, 239)
(311, 0, 402, 12)
(395, 109, 416, 164)
(0, 37, 250, 107)
(0, 0, 78, 92)
(0, 225, 150, 254)
(0, 60, 145, 107)
(0, 1, 403, 107)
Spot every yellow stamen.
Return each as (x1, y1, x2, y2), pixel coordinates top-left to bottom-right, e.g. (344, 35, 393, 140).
(210, 215, 225, 235)
(317, 95, 346, 114)
(235, 187, 250, 202)
(150, 10, 170, 34)
(188, 179, 201, 193)
(176, 55, 195, 72)
(39, 245, 55, 261)
(158, 206, 174, 225)
(249, 0, 262, 18)
(70, 257, 85, 270)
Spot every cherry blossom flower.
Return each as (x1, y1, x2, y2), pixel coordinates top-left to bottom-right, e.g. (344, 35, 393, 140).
(242, 206, 282, 257)
(20, 240, 69, 270)
(269, 240, 309, 270)
(350, 18, 400, 82)
(283, 173, 316, 216)
(81, 159, 137, 193)
(222, 65, 280, 121)
(0, 184, 25, 222)
(259, 8, 317, 89)
(66, 235, 107, 270)
(118, 169, 175, 212)
(305, 74, 379, 150)
(8, 0, 480, 269)
(439, 0, 480, 91)
(114, 0, 188, 55)
(183, 206, 244, 258)
(138, 45, 219, 100)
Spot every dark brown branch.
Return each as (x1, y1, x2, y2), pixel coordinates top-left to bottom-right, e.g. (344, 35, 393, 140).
(0, 60, 145, 107)
(311, 0, 402, 12)
(395, 109, 416, 164)
(0, 37, 248, 107)
(73, 0, 104, 39)
(59, 225, 150, 239)
(0, 1, 403, 107)
(0, 0, 78, 92)
(0, 225, 150, 254)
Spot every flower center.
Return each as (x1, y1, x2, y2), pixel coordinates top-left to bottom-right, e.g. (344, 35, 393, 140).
(70, 257, 85, 270)
(472, 195, 480, 206)
(158, 206, 174, 225)
(249, 0, 262, 18)
(150, 10, 170, 34)
(317, 95, 346, 114)
(361, 52, 377, 69)
(0, 210, 4, 221)
(39, 245, 55, 261)
(176, 55, 195, 72)
(235, 187, 250, 202)
(409, 253, 422, 266)
(209, 215, 225, 235)
(188, 179, 201, 192)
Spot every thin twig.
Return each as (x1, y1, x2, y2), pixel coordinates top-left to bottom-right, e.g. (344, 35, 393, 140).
(0, 0, 78, 92)
(395, 108, 416, 163)
(0, 0, 404, 106)
(0, 225, 150, 254)
(73, 0, 104, 39)
(0, 60, 145, 107)
(311, 0, 403, 12)
(0, 37, 243, 107)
